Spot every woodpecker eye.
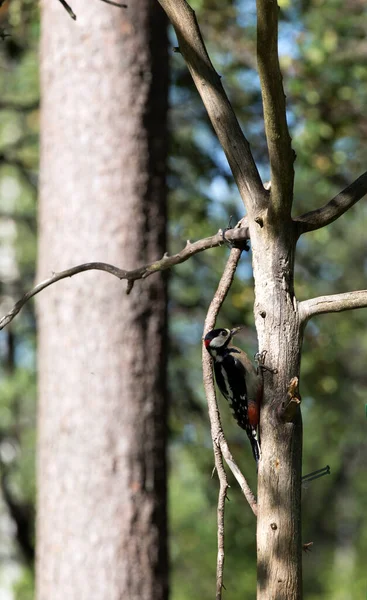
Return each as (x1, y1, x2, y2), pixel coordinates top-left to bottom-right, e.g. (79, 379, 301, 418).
(221, 331, 227, 336)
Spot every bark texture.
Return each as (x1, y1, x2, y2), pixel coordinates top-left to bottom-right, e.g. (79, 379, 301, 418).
(37, 1, 168, 599)
(251, 219, 303, 599)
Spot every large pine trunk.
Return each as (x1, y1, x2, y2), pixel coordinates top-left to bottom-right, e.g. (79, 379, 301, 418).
(37, 1, 169, 598)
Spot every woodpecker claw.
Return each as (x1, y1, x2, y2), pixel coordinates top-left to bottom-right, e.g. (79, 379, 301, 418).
(255, 350, 267, 365)
(255, 351, 277, 374)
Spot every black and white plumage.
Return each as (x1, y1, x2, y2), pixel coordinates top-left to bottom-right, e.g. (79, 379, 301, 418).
(204, 327, 262, 464)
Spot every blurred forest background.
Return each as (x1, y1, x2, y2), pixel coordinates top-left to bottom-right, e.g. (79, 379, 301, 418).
(0, 0, 366, 598)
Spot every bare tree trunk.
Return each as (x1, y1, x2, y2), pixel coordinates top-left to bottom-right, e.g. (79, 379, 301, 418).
(251, 221, 303, 599)
(37, 1, 168, 599)
(153, 2, 304, 596)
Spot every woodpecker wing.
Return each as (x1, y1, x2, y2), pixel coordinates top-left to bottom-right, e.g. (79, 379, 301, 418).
(213, 351, 249, 430)
(213, 346, 261, 463)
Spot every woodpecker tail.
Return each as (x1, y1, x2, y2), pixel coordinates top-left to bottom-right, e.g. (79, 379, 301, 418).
(246, 426, 261, 464)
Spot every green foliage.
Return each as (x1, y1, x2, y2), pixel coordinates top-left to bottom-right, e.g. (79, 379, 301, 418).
(0, 1, 38, 596)
(13, 568, 34, 600)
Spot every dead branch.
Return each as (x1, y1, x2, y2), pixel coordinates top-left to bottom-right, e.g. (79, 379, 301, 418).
(302, 542, 313, 553)
(295, 171, 367, 235)
(217, 432, 257, 513)
(279, 377, 301, 422)
(57, 0, 127, 20)
(256, 0, 294, 214)
(57, 0, 76, 19)
(0, 223, 249, 331)
(302, 465, 330, 485)
(99, 0, 127, 7)
(299, 289, 367, 324)
(213, 439, 229, 600)
(0, 100, 39, 112)
(156, 0, 267, 213)
(203, 348, 230, 600)
(202, 247, 257, 599)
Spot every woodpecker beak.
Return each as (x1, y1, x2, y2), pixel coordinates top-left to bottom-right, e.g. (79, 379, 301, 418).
(230, 326, 243, 338)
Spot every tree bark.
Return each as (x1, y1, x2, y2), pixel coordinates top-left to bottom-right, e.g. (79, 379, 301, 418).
(251, 219, 303, 599)
(37, 1, 168, 599)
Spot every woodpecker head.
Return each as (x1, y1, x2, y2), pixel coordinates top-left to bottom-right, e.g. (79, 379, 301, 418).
(204, 327, 242, 353)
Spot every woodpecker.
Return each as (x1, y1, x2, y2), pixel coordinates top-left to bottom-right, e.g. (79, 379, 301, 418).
(204, 327, 262, 464)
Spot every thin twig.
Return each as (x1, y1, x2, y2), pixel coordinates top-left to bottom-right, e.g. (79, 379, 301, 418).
(99, 0, 127, 7)
(295, 171, 367, 235)
(302, 465, 330, 484)
(303, 542, 313, 553)
(203, 248, 244, 333)
(202, 247, 257, 600)
(57, 0, 127, 20)
(218, 433, 257, 512)
(57, 0, 76, 20)
(203, 351, 230, 600)
(0, 100, 39, 112)
(0, 223, 249, 331)
(214, 440, 229, 600)
(299, 289, 367, 325)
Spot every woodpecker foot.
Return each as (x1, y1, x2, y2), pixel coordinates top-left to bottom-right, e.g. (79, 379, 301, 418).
(221, 215, 250, 251)
(255, 351, 278, 374)
(255, 350, 267, 365)
(303, 542, 313, 553)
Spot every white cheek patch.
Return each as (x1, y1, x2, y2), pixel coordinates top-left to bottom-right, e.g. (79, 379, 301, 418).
(209, 335, 229, 349)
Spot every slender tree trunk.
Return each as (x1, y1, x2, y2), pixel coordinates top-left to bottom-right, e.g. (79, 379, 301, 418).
(251, 219, 303, 599)
(37, 1, 168, 599)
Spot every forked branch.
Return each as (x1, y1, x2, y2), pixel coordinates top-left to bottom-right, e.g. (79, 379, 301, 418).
(295, 171, 367, 235)
(157, 0, 266, 213)
(256, 0, 294, 213)
(299, 289, 367, 324)
(202, 248, 257, 599)
(0, 224, 249, 330)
